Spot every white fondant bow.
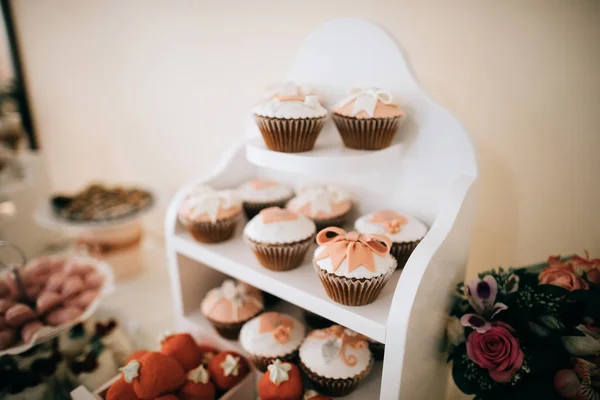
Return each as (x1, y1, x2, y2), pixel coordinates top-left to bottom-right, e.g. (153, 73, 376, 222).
(209, 280, 262, 320)
(184, 189, 240, 223)
(294, 185, 349, 217)
(264, 81, 312, 100)
(337, 87, 393, 118)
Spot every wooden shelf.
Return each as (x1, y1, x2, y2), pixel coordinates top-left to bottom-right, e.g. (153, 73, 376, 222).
(172, 225, 401, 343)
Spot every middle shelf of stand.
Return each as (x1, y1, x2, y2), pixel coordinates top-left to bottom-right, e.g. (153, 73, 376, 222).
(171, 224, 402, 343)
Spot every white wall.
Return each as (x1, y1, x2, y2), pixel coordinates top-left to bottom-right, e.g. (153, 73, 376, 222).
(11, 0, 600, 274)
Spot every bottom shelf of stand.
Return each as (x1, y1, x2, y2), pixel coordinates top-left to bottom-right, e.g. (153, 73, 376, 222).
(178, 301, 383, 400)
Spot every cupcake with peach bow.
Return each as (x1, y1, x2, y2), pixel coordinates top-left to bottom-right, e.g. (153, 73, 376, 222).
(244, 206, 316, 271)
(200, 280, 264, 340)
(355, 210, 428, 267)
(178, 185, 242, 244)
(299, 325, 372, 397)
(240, 311, 306, 372)
(253, 82, 327, 153)
(312, 227, 396, 306)
(332, 87, 405, 150)
(238, 179, 294, 220)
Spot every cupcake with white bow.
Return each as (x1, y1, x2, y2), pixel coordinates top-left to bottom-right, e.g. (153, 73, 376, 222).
(286, 184, 352, 231)
(200, 280, 264, 340)
(253, 82, 327, 153)
(178, 185, 242, 243)
(332, 87, 405, 150)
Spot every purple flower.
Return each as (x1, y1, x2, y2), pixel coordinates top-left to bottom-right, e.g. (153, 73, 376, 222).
(461, 276, 508, 332)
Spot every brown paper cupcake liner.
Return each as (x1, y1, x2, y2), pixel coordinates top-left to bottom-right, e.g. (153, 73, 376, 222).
(314, 262, 396, 306)
(368, 340, 385, 361)
(246, 235, 314, 271)
(249, 350, 298, 372)
(242, 197, 293, 220)
(299, 357, 373, 397)
(332, 113, 404, 150)
(390, 239, 421, 268)
(183, 214, 240, 243)
(206, 312, 261, 340)
(254, 114, 326, 153)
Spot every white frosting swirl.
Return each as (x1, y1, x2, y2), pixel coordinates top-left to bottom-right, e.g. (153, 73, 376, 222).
(267, 359, 293, 386)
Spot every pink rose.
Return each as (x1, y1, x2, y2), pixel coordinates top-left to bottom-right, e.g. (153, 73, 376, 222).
(570, 252, 600, 285)
(466, 321, 524, 383)
(539, 261, 589, 291)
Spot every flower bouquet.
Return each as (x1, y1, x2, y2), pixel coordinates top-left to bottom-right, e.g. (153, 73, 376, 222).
(447, 252, 600, 400)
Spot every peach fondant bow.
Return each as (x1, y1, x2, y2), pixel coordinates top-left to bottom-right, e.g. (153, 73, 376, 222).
(314, 227, 392, 273)
(370, 210, 408, 234)
(258, 312, 294, 344)
(311, 325, 368, 367)
(260, 207, 298, 224)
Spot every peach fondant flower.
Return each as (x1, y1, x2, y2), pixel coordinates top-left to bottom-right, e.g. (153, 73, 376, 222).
(466, 322, 524, 383)
(539, 256, 589, 291)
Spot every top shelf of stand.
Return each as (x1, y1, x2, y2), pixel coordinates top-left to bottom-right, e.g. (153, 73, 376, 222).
(245, 123, 403, 175)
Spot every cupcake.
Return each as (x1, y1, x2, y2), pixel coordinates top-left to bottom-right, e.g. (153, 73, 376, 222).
(240, 311, 305, 372)
(286, 184, 352, 231)
(355, 210, 427, 267)
(200, 280, 264, 340)
(238, 179, 294, 219)
(244, 207, 316, 271)
(331, 87, 405, 150)
(253, 82, 327, 153)
(299, 325, 372, 397)
(257, 359, 304, 400)
(313, 227, 396, 306)
(178, 186, 242, 243)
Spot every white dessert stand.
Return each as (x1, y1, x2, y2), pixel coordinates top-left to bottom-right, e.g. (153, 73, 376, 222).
(164, 18, 477, 400)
